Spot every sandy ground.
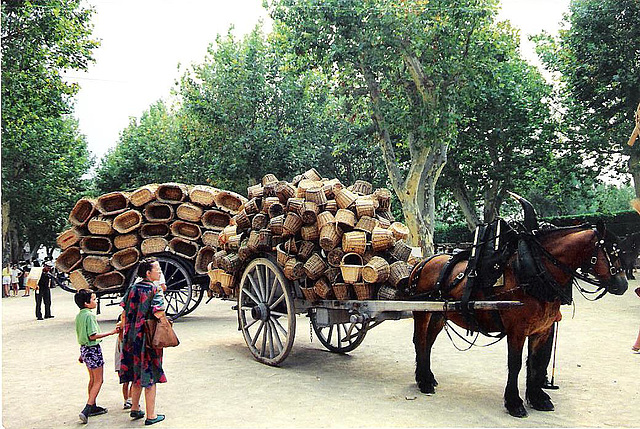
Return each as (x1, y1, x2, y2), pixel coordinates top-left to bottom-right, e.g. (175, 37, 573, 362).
(2, 280, 639, 428)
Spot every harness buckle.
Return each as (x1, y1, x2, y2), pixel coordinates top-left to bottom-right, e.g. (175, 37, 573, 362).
(456, 272, 465, 280)
(467, 270, 477, 278)
(591, 256, 598, 265)
(610, 267, 618, 276)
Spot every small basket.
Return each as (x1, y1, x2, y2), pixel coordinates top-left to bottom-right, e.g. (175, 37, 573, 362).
(389, 222, 410, 241)
(302, 168, 322, 181)
(275, 181, 296, 203)
(168, 237, 199, 259)
(82, 255, 111, 274)
(276, 243, 290, 267)
(80, 236, 113, 255)
(319, 224, 342, 251)
(140, 222, 170, 239)
(188, 185, 218, 206)
(371, 227, 395, 252)
(299, 201, 319, 225)
(355, 216, 377, 235)
(113, 210, 143, 234)
(176, 202, 204, 222)
(226, 234, 242, 252)
(267, 202, 285, 219)
(362, 256, 390, 283)
(296, 179, 323, 198)
(263, 182, 277, 198)
(335, 209, 356, 231)
(297, 241, 315, 261)
(238, 240, 253, 261)
(262, 173, 279, 186)
(214, 190, 246, 215)
(257, 229, 272, 251)
(246, 231, 260, 252)
(261, 196, 280, 214)
(322, 179, 342, 199)
(286, 197, 305, 213)
(219, 253, 241, 272)
(69, 198, 96, 226)
(247, 184, 264, 199)
(305, 187, 327, 206)
(300, 286, 319, 302)
(110, 247, 140, 271)
(195, 246, 216, 275)
(94, 271, 125, 290)
(316, 211, 335, 231)
(130, 184, 158, 207)
(55, 247, 82, 273)
(373, 188, 392, 210)
(335, 188, 357, 209)
(202, 210, 231, 230)
(300, 224, 319, 242)
(213, 249, 228, 268)
(141, 237, 168, 255)
(57, 227, 84, 250)
(353, 282, 375, 300)
(267, 215, 284, 238)
(342, 231, 367, 255)
(340, 253, 363, 284)
(376, 216, 391, 229)
(156, 182, 188, 204)
(252, 213, 268, 230)
(377, 285, 402, 300)
(284, 258, 305, 280)
(390, 240, 412, 262)
(244, 197, 262, 215)
(325, 200, 338, 214)
(283, 238, 299, 254)
(389, 261, 412, 288)
(87, 216, 114, 236)
(202, 231, 221, 248)
(283, 212, 303, 237)
(332, 283, 351, 300)
(325, 266, 342, 283)
(114, 233, 140, 249)
(327, 247, 345, 267)
(96, 192, 130, 216)
(143, 202, 174, 223)
(303, 253, 327, 280)
(350, 180, 373, 195)
(313, 277, 333, 299)
(355, 197, 375, 218)
(233, 210, 252, 231)
(69, 269, 95, 290)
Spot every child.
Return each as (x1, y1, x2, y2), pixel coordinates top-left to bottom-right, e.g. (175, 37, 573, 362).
(115, 313, 132, 409)
(74, 289, 119, 424)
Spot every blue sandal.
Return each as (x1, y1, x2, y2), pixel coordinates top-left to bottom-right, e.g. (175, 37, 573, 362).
(145, 414, 165, 425)
(130, 410, 145, 420)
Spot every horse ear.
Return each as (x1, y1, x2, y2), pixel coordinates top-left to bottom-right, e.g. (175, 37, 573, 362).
(507, 191, 539, 231)
(596, 219, 606, 236)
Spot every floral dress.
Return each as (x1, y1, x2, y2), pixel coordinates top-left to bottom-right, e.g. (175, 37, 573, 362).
(119, 280, 167, 387)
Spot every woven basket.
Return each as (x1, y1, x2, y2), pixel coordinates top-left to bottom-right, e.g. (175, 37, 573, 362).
(156, 182, 188, 204)
(297, 241, 315, 261)
(376, 216, 391, 229)
(176, 203, 204, 222)
(325, 266, 341, 283)
(355, 215, 377, 235)
(377, 285, 402, 300)
(316, 211, 335, 231)
(140, 222, 170, 239)
(283, 238, 299, 254)
(322, 179, 342, 199)
(377, 209, 395, 223)
(202, 231, 220, 248)
(276, 243, 290, 267)
(69, 269, 94, 290)
(202, 210, 231, 231)
(57, 227, 84, 250)
(300, 286, 319, 302)
(238, 240, 252, 261)
(56, 247, 82, 273)
(333, 283, 351, 300)
(263, 182, 277, 198)
(69, 198, 96, 226)
(342, 230, 367, 255)
(143, 202, 174, 223)
(83, 255, 111, 274)
(114, 233, 140, 249)
(355, 197, 375, 218)
(314, 277, 333, 299)
(371, 227, 395, 252)
(246, 231, 260, 252)
(335, 209, 356, 231)
(335, 188, 357, 209)
(324, 200, 338, 214)
(283, 212, 303, 237)
(87, 216, 114, 236)
(96, 192, 130, 216)
(226, 234, 242, 252)
(301, 224, 319, 242)
(319, 224, 342, 251)
(141, 237, 168, 255)
(94, 271, 125, 290)
(261, 196, 280, 214)
(244, 198, 262, 215)
(373, 188, 392, 210)
(212, 250, 227, 268)
(299, 201, 319, 225)
(248, 183, 265, 199)
(390, 240, 412, 262)
(302, 168, 323, 181)
(353, 282, 375, 300)
(219, 253, 242, 273)
(306, 187, 327, 206)
(350, 180, 373, 196)
(218, 271, 235, 290)
(340, 253, 363, 284)
(188, 185, 218, 206)
(113, 210, 143, 234)
(110, 247, 140, 271)
(267, 215, 284, 236)
(195, 246, 216, 275)
(207, 267, 222, 291)
(233, 210, 251, 231)
(214, 190, 246, 215)
(284, 258, 305, 280)
(80, 236, 112, 255)
(261, 173, 278, 186)
(168, 237, 199, 259)
(296, 179, 323, 198)
(286, 197, 305, 213)
(389, 222, 410, 241)
(327, 247, 345, 267)
(130, 184, 158, 207)
(257, 229, 273, 251)
(389, 261, 412, 288)
(252, 213, 268, 230)
(304, 253, 327, 280)
(362, 256, 390, 283)
(275, 181, 296, 203)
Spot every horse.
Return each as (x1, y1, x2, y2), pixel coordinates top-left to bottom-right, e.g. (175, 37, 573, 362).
(409, 194, 628, 418)
(619, 232, 640, 279)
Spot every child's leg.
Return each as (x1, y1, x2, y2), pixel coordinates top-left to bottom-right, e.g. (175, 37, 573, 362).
(87, 366, 95, 398)
(87, 366, 104, 405)
(633, 327, 640, 350)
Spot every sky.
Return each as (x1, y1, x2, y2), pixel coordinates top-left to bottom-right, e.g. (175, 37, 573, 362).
(68, 0, 570, 164)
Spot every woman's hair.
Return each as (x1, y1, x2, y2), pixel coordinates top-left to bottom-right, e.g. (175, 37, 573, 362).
(74, 289, 93, 309)
(137, 257, 158, 279)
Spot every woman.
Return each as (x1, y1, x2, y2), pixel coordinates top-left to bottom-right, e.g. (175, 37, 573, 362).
(119, 258, 166, 425)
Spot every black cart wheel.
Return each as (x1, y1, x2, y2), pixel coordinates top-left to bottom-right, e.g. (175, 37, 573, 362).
(309, 308, 368, 353)
(238, 258, 296, 366)
(179, 282, 205, 317)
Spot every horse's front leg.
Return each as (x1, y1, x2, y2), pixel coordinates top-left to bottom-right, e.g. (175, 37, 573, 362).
(414, 311, 437, 394)
(526, 327, 555, 411)
(505, 334, 527, 417)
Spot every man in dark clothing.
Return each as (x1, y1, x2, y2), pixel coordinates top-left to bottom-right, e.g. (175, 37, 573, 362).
(35, 263, 54, 320)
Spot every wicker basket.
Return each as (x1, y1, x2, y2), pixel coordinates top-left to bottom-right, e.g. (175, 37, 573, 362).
(305, 187, 327, 206)
(247, 184, 264, 199)
(69, 198, 96, 227)
(322, 179, 342, 199)
(355, 197, 375, 218)
(244, 198, 262, 215)
(304, 253, 327, 280)
(202, 210, 231, 231)
(324, 200, 338, 214)
(238, 240, 252, 261)
(110, 247, 140, 271)
(96, 192, 130, 216)
(188, 185, 218, 206)
(297, 241, 315, 261)
(257, 229, 272, 251)
(335, 188, 358, 209)
(300, 224, 319, 242)
(389, 222, 410, 241)
(371, 227, 395, 252)
(324, 266, 341, 283)
(169, 237, 199, 259)
(373, 188, 392, 210)
(283, 238, 299, 254)
(362, 256, 390, 283)
(56, 247, 82, 273)
(268, 215, 284, 236)
(218, 271, 235, 290)
(80, 236, 112, 255)
(389, 261, 412, 288)
(82, 255, 111, 274)
(299, 201, 319, 225)
(284, 258, 305, 280)
(69, 269, 94, 290)
(130, 184, 158, 207)
(246, 231, 259, 252)
(94, 271, 125, 290)
(87, 216, 113, 236)
(261, 196, 279, 214)
(141, 237, 168, 255)
(113, 210, 143, 234)
(300, 286, 319, 302)
(390, 240, 412, 262)
(377, 209, 395, 223)
(268, 202, 285, 219)
(296, 179, 323, 198)
(314, 277, 333, 299)
(302, 168, 323, 181)
(156, 182, 188, 204)
(114, 233, 140, 249)
(176, 203, 204, 222)
(332, 283, 351, 300)
(140, 222, 170, 239)
(327, 247, 345, 268)
(195, 246, 216, 275)
(57, 227, 84, 250)
(233, 210, 251, 231)
(261, 173, 278, 186)
(283, 212, 303, 237)
(376, 216, 391, 229)
(286, 197, 305, 213)
(377, 285, 401, 300)
(319, 224, 342, 251)
(263, 182, 277, 198)
(335, 209, 356, 231)
(212, 249, 227, 268)
(355, 216, 377, 235)
(144, 202, 174, 223)
(219, 253, 242, 272)
(342, 230, 367, 255)
(276, 243, 290, 267)
(275, 181, 296, 204)
(252, 213, 268, 230)
(226, 234, 242, 252)
(340, 253, 363, 284)
(353, 282, 374, 300)
(350, 180, 373, 196)
(202, 231, 220, 247)
(363, 250, 376, 265)
(316, 211, 335, 231)
(214, 190, 246, 215)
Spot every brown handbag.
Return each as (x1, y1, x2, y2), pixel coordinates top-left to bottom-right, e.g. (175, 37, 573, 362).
(145, 312, 179, 349)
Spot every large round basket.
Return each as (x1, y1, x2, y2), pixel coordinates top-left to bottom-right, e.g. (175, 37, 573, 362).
(313, 277, 333, 299)
(214, 190, 246, 215)
(140, 222, 170, 239)
(389, 222, 410, 241)
(176, 202, 204, 222)
(299, 201, 319, 225)
(284, 258, 305, 280)
(143, 202, 174, 223)
(113, 210, 143, 234)
(87, 216, 114, 236)
(305, 187, 327, 206)
(141, 237, 168, 255)
(96, 192, 130, 216)
(80, 236, 112, 255)
(202, 231, 221, 247)
(202, 210, 231, 230)
(342, 230, 367, 255)
(69, 198, 96, 227)
(56, 227, 84, 250)
(114, 233, 140, 249)
(130, 184, 158, 207)
(69, 269, 95, 290)
(168, 237, 199, 260)
(156, 182, 188, 204)
(110, 247, 140, 271)
(335, 188, 357, 209)
(388, 261, 412, 288)
(371, 227, 395, 252)
(319, 224, 342, 251)
(355, 197, 375, 218)
(82, 256, 111, 274)
(195, 246, 216, 275)
(94, 271, 125, 290)
(353, 282, 375, 300)
(362, 256, 390, 283)
(188, 185, 218, 206)
(303, 253, 327, 280)
(335, 209, 356, 231)
(340, 252, 363, 284)
(56, 247, 82, 273)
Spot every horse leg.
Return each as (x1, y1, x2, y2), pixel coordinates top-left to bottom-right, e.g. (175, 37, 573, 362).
(525, 328, 555, 411)
(414, 311, 442, 394)
(504, 334, 528, 417)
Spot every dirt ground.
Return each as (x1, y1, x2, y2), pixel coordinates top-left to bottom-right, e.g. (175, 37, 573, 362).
(2, 280, 639, 428)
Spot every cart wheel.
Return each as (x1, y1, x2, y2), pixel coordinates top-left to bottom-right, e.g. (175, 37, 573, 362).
(238, 258, 296, 366)
(156, 255, 193, 320)
(178, 283, 205, 317)
(309, 308, 368, 353)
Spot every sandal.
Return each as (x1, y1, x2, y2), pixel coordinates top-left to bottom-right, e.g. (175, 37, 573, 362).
(632, 346, 640, 353)
(130, 410, 145, 420)
(123, 399, 132, 410)
(145, 414, 165, 425)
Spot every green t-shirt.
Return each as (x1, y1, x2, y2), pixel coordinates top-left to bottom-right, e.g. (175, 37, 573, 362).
(75, 308, 101, 346)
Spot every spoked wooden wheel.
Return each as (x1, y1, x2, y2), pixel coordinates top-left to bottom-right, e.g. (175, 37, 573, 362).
(156, 255, 193, 320)
(238, 258, 296, 366)
(309, 308, 368, 353)
(178, 282, 205, 317)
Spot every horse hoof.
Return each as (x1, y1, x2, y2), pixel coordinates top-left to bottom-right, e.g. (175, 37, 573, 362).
(507, 404, 528, 418)
(530, 398, 554, 412)
(417, 382, 436, 394)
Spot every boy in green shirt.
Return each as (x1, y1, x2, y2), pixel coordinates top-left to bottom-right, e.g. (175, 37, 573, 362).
(75, 289, 119, 424)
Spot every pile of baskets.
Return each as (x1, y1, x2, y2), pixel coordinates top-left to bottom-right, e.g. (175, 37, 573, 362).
(57, 183, 246, 292)
(208, 168, 420, 300)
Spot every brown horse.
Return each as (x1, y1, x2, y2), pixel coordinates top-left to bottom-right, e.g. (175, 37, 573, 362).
(410, 195, 628, 417)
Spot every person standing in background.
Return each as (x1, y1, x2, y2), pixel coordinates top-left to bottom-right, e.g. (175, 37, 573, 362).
(35, 262, 54, 320)
(2, 265, 11, 298)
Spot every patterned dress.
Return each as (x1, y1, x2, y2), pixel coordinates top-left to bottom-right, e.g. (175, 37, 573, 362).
(119, 280, 167, 387)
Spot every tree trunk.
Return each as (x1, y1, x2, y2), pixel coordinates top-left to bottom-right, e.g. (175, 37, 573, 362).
(629, 150, 640, 198)
(483, 181, 502, 224)
(449, 180, 480, 231)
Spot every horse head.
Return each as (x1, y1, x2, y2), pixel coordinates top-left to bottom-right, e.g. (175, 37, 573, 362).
(590, 220, 628, 295)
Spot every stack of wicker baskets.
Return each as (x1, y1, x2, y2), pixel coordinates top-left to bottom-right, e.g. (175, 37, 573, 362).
(58, 183, 247, 292)
(209, 168, 418, 301)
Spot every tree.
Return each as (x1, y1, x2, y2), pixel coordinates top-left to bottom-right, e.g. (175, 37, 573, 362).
(1, 0, 98, 261)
